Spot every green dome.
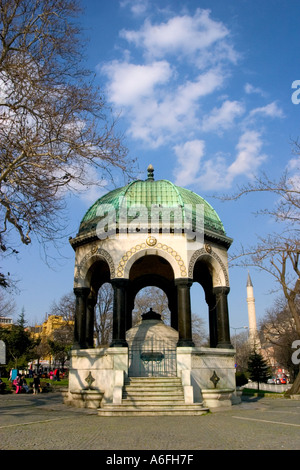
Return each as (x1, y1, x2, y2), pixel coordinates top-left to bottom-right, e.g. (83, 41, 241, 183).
(77, 166, 230, 245)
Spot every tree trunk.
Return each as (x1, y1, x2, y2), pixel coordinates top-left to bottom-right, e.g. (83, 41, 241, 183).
(286, 371, 300, 395)
(287, 296, 300, 340)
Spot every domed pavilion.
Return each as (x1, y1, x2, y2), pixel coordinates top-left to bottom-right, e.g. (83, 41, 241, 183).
(66, 166, 238, 413)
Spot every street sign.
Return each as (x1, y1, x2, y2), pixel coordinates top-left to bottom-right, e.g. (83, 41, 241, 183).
(0, 340, 6, 364)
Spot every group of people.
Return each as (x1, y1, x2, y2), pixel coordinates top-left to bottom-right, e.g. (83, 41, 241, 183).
(12, 373, 41, 394)
(49, 368, 60, 381)
(13, 374, 30, 394)
(6, 367, 62, 394)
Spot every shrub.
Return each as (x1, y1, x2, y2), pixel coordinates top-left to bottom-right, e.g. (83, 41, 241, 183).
(236, 372, 248, 387)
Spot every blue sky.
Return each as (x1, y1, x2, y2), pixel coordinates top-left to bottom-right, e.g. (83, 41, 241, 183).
(3, 0, 300, 335)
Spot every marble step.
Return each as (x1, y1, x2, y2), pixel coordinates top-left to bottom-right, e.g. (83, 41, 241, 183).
(123, 393, 184, 400)
(98, 403, 209, 416)
(98, 376, 209, 416)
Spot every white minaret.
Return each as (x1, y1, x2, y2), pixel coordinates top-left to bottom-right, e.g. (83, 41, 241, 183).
(246, 272, 260, 350)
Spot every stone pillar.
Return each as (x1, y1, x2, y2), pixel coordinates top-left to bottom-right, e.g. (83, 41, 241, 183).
(176, 279, 195, 347)
(86, 291, 97, 348)
(126, 287, 134, 332)
(207, 292, 218, 348)
(73, 287, 90, 349)
(169, 287, 178, 331)
(110, 279, 128, 347)
(213, 286, 233, 349)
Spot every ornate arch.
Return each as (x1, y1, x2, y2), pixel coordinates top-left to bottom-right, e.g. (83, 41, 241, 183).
(116, 240, 187, 279)
(188, 245, 229, 287)
(74, 246, 115, 286)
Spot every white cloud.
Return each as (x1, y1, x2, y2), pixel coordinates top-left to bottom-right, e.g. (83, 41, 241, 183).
(100, 7, 277, 190)
(101, 61, 225, 147)
(249, 101, 285, 119)
(132, 70, 224, 146)
(120, 0, 150, 16)
(173, 140, 206, 186)
(227, 130, 267, 179)
(120, 8, 236, 65)
(173, 131, 267, 190)
(288, 157, 300, 171)
(201, 100, 245, 132)
(101, 60, 172, 106)
(100, 8, 238, 149)
(244, 83, 266, 97)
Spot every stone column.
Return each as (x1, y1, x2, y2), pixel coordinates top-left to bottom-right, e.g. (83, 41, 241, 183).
(169, 286, 178, 331)
(73, 287, 90, 349)
(176, 278, 195, 347)
(110, 279, 128, 347)
(86, 291, 97, 348)
(126, 286, 134, 332)
(213, 286, 233, 349)
(206, 292, 218, 348)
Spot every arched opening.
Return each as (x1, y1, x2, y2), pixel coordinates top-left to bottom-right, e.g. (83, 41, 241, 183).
(73, 258, 112, 349)
(129, 254, 174, 282)
(192, 258, 215, 347)
(190, 283, 209, 346)
(132, 286, 171, 326)
(94, 282, 113, 347)
(86, 258, 111, 292)
(192, 257, 232, 349)
(127, 285, 178, 378)
(127, 255, 177, 331)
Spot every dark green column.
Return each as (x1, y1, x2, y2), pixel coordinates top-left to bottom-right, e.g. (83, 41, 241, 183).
(176, 278, 195, 347)
(110, 279, 129, 347)
(213, 286, 233, 349)
(86, 291, 97, 348)
(73, 287, 90, 349)
(206, 292, 218, 348)
(126, 285, 134, 332)
(170, 293, 178, 331)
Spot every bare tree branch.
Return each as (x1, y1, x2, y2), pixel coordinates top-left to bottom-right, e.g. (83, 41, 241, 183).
(0, 0, 136, 274)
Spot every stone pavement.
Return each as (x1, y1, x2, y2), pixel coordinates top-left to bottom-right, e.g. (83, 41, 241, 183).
(0, 392, 300, 451)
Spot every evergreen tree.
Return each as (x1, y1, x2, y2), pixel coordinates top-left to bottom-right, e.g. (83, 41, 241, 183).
(0, 308, 37, 370)
(17, 307, 27, 329)
(247, 351, 271, 390)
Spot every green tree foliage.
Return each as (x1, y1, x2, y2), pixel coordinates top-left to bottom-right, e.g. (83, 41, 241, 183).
(47, 338, 71, 369)
(0, 310, 39, 370)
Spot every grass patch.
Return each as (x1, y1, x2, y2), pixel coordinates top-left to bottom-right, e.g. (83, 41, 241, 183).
(49, 378, 68, 388)
(0, 377, 69, 393)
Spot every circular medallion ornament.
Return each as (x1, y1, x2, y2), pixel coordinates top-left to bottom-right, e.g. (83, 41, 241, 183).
(204, 243, 212, 253)
(146, 236, 157, 247)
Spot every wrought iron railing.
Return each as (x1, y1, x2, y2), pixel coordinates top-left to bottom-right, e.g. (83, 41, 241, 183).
(128, 338, 177, 377)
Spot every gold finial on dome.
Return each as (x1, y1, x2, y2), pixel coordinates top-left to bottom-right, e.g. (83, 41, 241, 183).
(147, 164, 154, 180)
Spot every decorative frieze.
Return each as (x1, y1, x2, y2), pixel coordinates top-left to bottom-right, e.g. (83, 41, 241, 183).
(188, 247, 229, 286)
(116, 240, 187, 278)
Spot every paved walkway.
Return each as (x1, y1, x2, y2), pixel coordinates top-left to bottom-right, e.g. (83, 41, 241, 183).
(0, 392, 300, 451)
